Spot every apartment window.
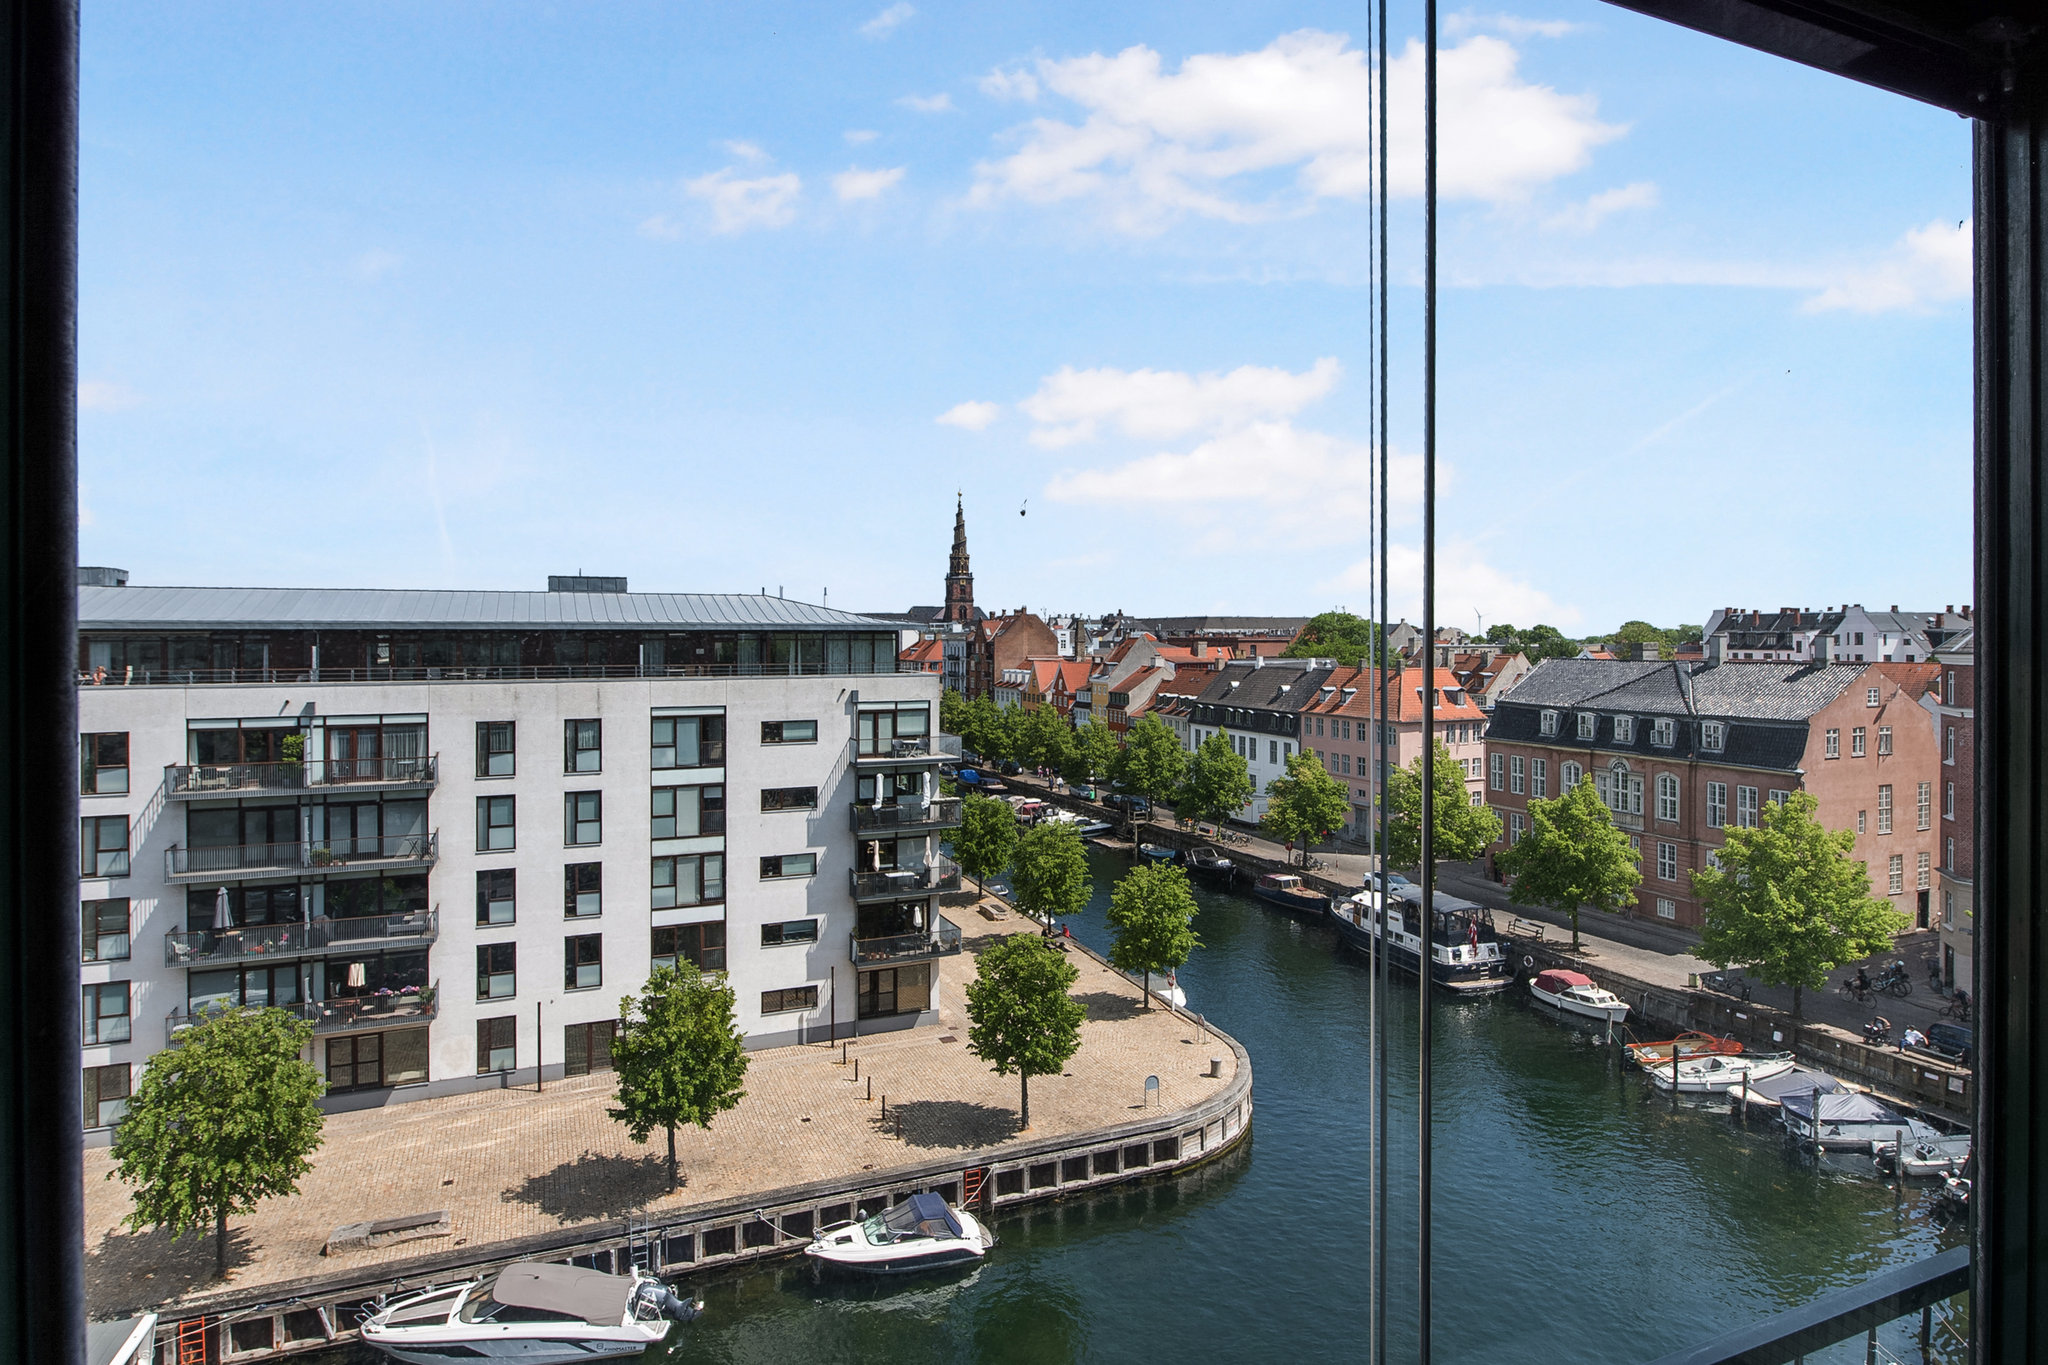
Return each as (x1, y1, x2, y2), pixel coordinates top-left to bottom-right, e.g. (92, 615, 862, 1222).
(476, 796, 515, 851)
(1655, 774, 1679, 822)
(1858, 809, 1868, 833)
(1561, 761, 1582, 789)
(1651, 718, 1674, 747)
(476, 1016, 516, 1074)
(1657, 842, 1677, 881)
(1702, 721, 1726, 753)
(762, 986, 819, 1014)
(1877, 726, 1892, 755)
(477, 943, 516, 1000)
(1489, 754, 1504, 791)
(761, 786, 818, 812)
(1851, 726, 1866, 757)
(1918, 782, 1932, 830)
(80, 732, 129, 795)
(1706, 782, 1727, 829)
(1945, 669, 1956, 705)
(564, 719, 602, 773)
(1656, 899, 1676, 921)
(476, 869, 516, 926)
(1866, 686, 1880, 706)
(1888, 854, 1905, 895)
(760, 719, 817, 745)
(84, 1063, 129, 1130)
(1945, 726, 1956, 763)
(1270, 740, 1279, 765)
(1342, 753, 1353, 776)
(652, 921, 726, 973)
(1944, 781, 1956, 819)
(564, 792, 602, 846)
(82, 982, 130, 1045)
(1469, 791, 1483, 807)
(1508, 756, 1525, 795)
(1733, 787, 1757, 828)
(1946, 836, 1956, 871)
(762, 919, 819, 946)
(652, 853, 726, 908)
(1825, 728, 1840, 759)
(565, 933, 602, 991)
(81, 816, 129, 877)
(565, 862, 602, 917)
(1539, 710, 1557, 737)
(1525, 758, 1544, 798)
(1918, 852, 1932, 891)
(654, 714, 727, 768)
(1854, 632, 1865, 645)
(475, 721, 515, 777)
(1507, 812, 1525, 845)
(1877, 785, 1893, 834)
(1316, 717, 1325, 737)
(761, 853, 817, 879)
(1576, 713, 1594, 740)
(1769, 790, 1789, 806)
(653, 784, 725, 838)
(82, 897, 130, 962)
(1613, 716, 1634, 744)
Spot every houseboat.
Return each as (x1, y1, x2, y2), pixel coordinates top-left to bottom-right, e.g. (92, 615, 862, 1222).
(1327, 886, 1512, 992)
(1251, 871, 1328, 918)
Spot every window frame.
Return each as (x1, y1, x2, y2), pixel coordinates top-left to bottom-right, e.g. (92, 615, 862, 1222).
(1702, 721, 1726, 753)
(1576, 712, 1594, 740)
(1877, 784, 1894, 834)
(80, 731, 129, 795)
(1613, 716, 1634, 744)
(1825, 728, 1840, 759)
(652, 713, 727, 770)
(82, 981, 131, 1045)
(1655, 773, 1680, 823)
(84, 1063, 130, 1130)
(1706, 781, 1727, 829)
(1651, 718, 1674, 748)
(82, 896, 129, 962)
(1657, 841, 1678, 881)
(1851, 726, 1867, 757)
(1878, 725, 1893, 755)
(762, 985, 819, 1014)
(760, 853, 818, 879)
(564, 933, 602, 991)
(476, 1016, 517, 1074)
(476, 868, 516, 926)
(564, 791, 603, 847)
(1736, 785, 1759, 828)
(476, 795, 516, 851)
(652, 921, 727, 973)
(652, 783, 725, 840)
(477, 942, 517, 1000)
(760, 719, 818, 745)
(761, 919, 820, 946)
(475, 721, 515, 778)
(81, 815, 129, 878)
(652, 852, 726, 908)
(760, 786, 819, 813)
(565, 861, 602, 918)
(564, 718, 602, 774)
(1489, 753, 1504, 791)
(1508, 755, 1525, 795)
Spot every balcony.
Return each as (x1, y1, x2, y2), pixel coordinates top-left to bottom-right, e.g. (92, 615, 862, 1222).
(165, 909, 439, 967)
(849, 854, 962, 902)
(849, 796, 963, 835)
(165, 981, 439, 1046)
(165, 831, 440, 881)
(164, 754, 439, 800)
(850, 916, 964, 966)
(850, 735, 942, 765)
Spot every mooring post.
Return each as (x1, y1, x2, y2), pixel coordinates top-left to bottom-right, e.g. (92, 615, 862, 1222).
(1918, 1304, 1931, 1357)
(867, 1076, 873, 1101)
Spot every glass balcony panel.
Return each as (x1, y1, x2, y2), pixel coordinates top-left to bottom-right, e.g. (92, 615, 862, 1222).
(848, 854, 961, 901)
(165, 754, 438, 798)
(849, 916, 963, 965)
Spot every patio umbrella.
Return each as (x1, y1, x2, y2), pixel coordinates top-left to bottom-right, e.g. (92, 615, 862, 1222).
(345, 961, 367, 989)
(212, 887, 232, 930)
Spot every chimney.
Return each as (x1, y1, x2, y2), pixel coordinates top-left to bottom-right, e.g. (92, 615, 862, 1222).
(1632, 642, 1657, 662)
(1706, 635, 1724, 665)
(1253, 655, 1264, 669)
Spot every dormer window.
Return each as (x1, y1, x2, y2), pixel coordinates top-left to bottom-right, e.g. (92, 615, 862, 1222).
(1540, 710, 1558, 737)
(1613, 716, 1635, 744)
(1703, 720, 1726, 752)
(1652, 718, 1674, 747)
(1576, 713, 1595, 740)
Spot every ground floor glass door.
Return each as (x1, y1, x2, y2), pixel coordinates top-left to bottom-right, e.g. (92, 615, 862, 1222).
(563, 1020, 618, 1076)
(326, 1034, 382, 1091)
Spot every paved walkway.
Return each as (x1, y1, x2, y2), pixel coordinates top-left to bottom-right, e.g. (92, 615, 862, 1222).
(84, 902, 1232, 1318)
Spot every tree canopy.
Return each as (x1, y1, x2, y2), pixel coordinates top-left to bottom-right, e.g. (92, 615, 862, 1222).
(1484, 623, 1580, 662)
(1116, 712, 1189, 810)
(940, 687, 969, 739)
(954, 792, 1020, 896)
(1691, 791, 1907, 1017)
(1385, 738, 1502, 871)
(954, 693, 1017, 765)
(1261, 750, 1353, 865)
(1106, 862, 1202, 1007)
(1600, 620, 1705, 660)
(1009, 820, 1094, 930)
(1496, 774, 1641, 953)
(1063, 717, 1120, 787)
(108, 1006, 326, 1277)
(964, 933, 1087, 1129)
(1282, 611, 1384, 667)
(609, 967, 750, 1189)
(1179, 730, 1256, 826)
(1015, 704, 1073, 773)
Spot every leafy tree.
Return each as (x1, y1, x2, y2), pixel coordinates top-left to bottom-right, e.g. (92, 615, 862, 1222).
(1485, 622, 1579, 662)
(1010, 819, 1094, 932)
(1179, 731, 1256, 826)
(1261, 750, 1353, 866)
(957, 693, 1008, 763)
(1016, 703, 1073, 774)
(108, 1007, 325, 1277)
(1599, 620, 1702, 660)
(1062, 717, 1120, 787)
(609, 967, 749, 1189)
(1282, 610, 1384, 667)
(1496, 775, 1641, 953)
(964, 933, 1087, 1129)
(940, 687, 968, 738)
(1691, 791, 1907, 1018)
(1116, 712, 1189, 815)
(1106, 862, 1202, 1007)
(954, 792, 1020, 897)
(1385, 738, 1502, 872)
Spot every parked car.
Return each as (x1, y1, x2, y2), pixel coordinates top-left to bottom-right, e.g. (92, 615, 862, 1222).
(1104, 793, 1152, 819)
(1925, 1022, 1974, 1066)
(1072, 783, 1101, 802)
(997, 759, 1023, 775)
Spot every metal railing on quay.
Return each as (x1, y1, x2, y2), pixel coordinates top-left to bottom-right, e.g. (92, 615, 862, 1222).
(849, 796, 963, 833)
(850, 735, 939, 762)
(165, 753, 439, 796)
(166, 831, 439, 877)
(80, 662, 921, 687)
(164, 909, 439, 967)
(165, 980, 440, 1046)
(849, 916, 964, 965)
(848, 855, 961, 901)
(1644, 1246, 1969, 1365)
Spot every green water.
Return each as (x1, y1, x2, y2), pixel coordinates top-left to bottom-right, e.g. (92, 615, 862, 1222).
(318, 846, 1960, 1362)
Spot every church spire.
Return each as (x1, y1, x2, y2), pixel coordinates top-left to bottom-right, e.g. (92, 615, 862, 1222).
(943, 494, 975, 623)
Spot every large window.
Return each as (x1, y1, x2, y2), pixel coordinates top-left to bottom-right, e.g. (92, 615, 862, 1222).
(856, 706, 930, 757)
(1825, 728, 1840, 759)
(1877, 784, 1893, 834)
(653, 784, 724, 839)
(84, 1064, 129, 1130)
(476, 1016, 516, 1074)
(1655, 774, 1679, 823)
(1702, 721, 1726, 752)
(652, 713, 726, 768)
(1508, 756, 1524, 794)
(563, 1021, 617, 1077)
(762, 919, 819, 946)
(652, 853, 725, 908)
(475, 721, 515, 777)
(1918, 781, 1932, 830)
(565, 862, 602, 917)
(857, 963, 931, 1018)
(476, 869, 516, 925)
(761, 786, 818, 812)
(83, 982, 130, 1045)
(477, 943, 516, 1000)
(81, 815, 129, 877)
(1706, 782, 1727, 829)
(565, 933, 602, 991)
(82, 897, 129, 962)
(1851, 726, 1867, 757)
(1488, 754, 1503, 791)
(476, 795, 515, 851)
(653, 921, 726, 973)
(1657, 842, 1678, 881)
(761, 853, 817, 879)
(1530, 758, 1547, 798)
(81, 732, 128, 795)
(762, 986, 818, 1014)
(761, 719, 817, 745)
(1736, 786, 1759, 828)
(1877, 725, 1892, 755)
(564, 719, 602, 773)
(564, 791, 602, 846)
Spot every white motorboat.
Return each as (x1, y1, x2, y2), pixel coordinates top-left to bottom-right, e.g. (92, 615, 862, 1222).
(1041, 809, 1113, 837)
(358, 1261, 700, 1364)
(1527, 969, 1630, 1023)
(1328, 887, 1513, 992)
(1645, 1050, 1797, 1093)
(805, 1192, 995, 1275)
(1874, 1132, 1973, 1178)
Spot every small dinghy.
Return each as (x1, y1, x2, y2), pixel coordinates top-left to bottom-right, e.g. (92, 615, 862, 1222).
(1874, 1133, 1972, 1178)
(1646, 1050, 1797, 1093)
(1627, 1031, 1743, 1069)
(359, 1261, 700, 1364)
(1136, 842, 1177, 863)
(805, 1192, 995, 1275)
(1528, 969, 1629, 1023)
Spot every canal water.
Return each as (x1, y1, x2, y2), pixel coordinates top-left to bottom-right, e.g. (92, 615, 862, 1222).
(320, 846, 1961, 1363)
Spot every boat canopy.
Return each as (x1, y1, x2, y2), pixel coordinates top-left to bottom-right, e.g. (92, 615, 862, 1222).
(1744, 1068, 1851, 1104)
(1781, 1091, 1905, 1127)
(487, 1263, 635, 1325)
(882, 1192, 964, 1240)
(1534, 970, 1595, 991)
(1259, 874, 1301, 888)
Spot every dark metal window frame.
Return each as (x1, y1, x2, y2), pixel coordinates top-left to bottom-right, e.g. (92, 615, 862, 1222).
(563, 932, 601, 991)
(564, 861, 601, 917)
(475, 720, 515, 778)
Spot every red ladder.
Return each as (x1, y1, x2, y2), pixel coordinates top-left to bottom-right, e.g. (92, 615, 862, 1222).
(174, 1316, 212, 1365)
(962, 1167, 989, 1209)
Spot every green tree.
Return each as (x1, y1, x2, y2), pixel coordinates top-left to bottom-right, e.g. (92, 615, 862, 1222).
(964, 933, 1087, 1129)
(954, 792, 1020, 897)
(1016, 704, 1073, 774)
(1106, 862, 1202, 1006)
(940, 687, 968, 738)
(1496, 775, 1641, 953)
(1179, 731, 1256, 827)
(108, 1007, 325, 1277)
(1691, 791, 1907, 1018)
(609, 967, 750, 1189)
(1062, 717, 1120, 787)
(1486, 623, 1579, 662)
(1282, 610, 1384, 667)
(1385, 738, 1503, 872)
(1261, 750, 1354, 865)
(1116, 712, 1189, 816)
(1009, 819, 1094, 932)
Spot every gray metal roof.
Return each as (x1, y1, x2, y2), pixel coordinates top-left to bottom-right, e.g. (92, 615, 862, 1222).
(79, 585, 897, 632)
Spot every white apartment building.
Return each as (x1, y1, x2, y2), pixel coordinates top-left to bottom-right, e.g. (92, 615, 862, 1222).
(76, 582, 957, 1139)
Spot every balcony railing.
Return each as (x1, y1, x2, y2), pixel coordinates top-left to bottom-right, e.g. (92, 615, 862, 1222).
(1646, 1246, 1967, 1364)
(849, 796, 963, 834)
(164, 909, 439, 967)
(849, 854, 962, 901)
(165, 831, 440, 879)
(166, 981, 439, 1046)
(83, 661, 922, 687)
(850, 916, 964, 965)
(851, 735, 940, 764)
(164, 754, 439, 798)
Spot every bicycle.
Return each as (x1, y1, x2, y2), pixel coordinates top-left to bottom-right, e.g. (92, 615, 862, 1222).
(1876, 972, 1914, 999)
(1838, 978, 1872, 1003)
(1940, 992, 1973, 1022)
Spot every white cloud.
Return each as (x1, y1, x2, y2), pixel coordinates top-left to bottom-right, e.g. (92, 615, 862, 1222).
(968, 29, 1623, 232)
(980, 66, 1040, 102)
(861, 3, 914, 38)
(1020, 357, 1340, 447)
(638, 214, 684, 240)
(937, 400, 1002, 430)
(684, 168, 802, 233)
(1543, 180, 1657, 232)
(352, 249, 403, 281)
(844, 129, 879, 144)
(898, 92, 955, 113)
(1444, 11, 1582, 39)
(723, 139, 769, 162)
(79, 380, 141, 412)
(1324, 541, 1578, 627)
(1802, 217, 1971, 315)
(833, 165, 907, 201)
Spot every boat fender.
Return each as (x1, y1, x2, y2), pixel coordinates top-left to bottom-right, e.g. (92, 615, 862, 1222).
(1522, 955, 1535, 968)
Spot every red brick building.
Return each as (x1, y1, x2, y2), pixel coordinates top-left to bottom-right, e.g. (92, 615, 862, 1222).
(964, 610, 1058, 700)
(1484, 656, 1941, 930)
(1922, 631, 1974, 987)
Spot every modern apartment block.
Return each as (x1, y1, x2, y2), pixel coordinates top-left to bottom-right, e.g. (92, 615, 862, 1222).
(75, 581, 955, 1138)
(1484, 656, 1941, 930)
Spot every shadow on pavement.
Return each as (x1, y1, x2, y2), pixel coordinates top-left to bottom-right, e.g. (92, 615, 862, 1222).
(878, 1098, 1018, 1148)
(501, 1149, 674, 1222)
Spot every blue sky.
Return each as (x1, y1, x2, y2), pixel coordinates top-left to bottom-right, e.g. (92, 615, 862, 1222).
(80, 2, 1972, 634)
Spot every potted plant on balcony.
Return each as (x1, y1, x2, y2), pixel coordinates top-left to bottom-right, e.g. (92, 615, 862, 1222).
(279, 732, 305, 786)
(309, 846, 336, 866)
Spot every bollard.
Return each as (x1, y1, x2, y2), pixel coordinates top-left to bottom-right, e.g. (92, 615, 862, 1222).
(1208, 1057, 1222, 1079)
(853, 1058, 859, 1082)
(881, 1094, 888, 1117)
(841, 1042, 847, 1066)
(867, 1076, 873, 1101)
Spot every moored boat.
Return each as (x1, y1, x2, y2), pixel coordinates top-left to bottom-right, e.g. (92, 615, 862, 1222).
(1136, 842, 1178, 864)
(1527, 969, 1630, 1023)
(1252, 871, 1329, 918)
(1874, 1133, 1972, 1178)
(1626, 1031, 1744, 1069)
(805, 1192, 996, 1275)
(1646, 1050, 1797, 1093)
(358, 1261, 699, 1364)
(1183, 844, 1235, 887)
(1326, 887, 1512, 992)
